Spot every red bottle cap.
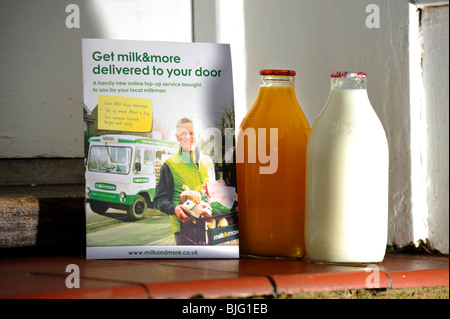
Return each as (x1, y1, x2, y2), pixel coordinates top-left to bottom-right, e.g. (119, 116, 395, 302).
(331, 71, 367, 78)
(260, 69, 296, 76)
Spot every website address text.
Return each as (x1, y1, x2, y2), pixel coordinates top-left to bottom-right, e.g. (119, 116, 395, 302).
(128, 249, 199, 256)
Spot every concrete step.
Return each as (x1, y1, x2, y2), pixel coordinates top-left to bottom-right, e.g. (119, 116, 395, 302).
(0, 184, 85, 252)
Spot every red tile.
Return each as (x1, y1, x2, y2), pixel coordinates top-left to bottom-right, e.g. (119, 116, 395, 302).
(145, 276, 274, 299)
(0, 256, 85, 276)
(0, 253, 447, 299)
(272, 270, 391, 295)
(387, 268, 449, 289)
(7, 284, 149, 299)
(158, 258, 371, 277)
(380, 253, 449, 272)
(236, 258, 370, 275)
(0, 272, 65, 298)
(0, 272, 148, 299)
(81, 259, 246, 285)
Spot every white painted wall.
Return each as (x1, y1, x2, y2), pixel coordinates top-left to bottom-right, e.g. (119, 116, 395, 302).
(0, 0, 447, 253)
(243, 0, 415, 251)
(0, 0, 191, 158)
(420, 5, 449, 254)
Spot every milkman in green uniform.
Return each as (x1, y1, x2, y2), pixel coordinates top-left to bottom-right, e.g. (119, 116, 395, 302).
(154, 117, 215, 245)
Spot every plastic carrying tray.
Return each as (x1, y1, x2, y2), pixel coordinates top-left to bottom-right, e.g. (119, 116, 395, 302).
(179, 210, 238, 245)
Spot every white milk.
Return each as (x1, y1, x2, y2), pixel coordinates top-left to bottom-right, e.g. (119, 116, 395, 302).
(305, 73, 389, 264)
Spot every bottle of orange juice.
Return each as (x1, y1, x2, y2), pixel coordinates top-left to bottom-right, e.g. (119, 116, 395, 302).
(236, 69, 310, 258)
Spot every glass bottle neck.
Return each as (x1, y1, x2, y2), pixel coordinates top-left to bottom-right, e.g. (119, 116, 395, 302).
(260, 75, 295, 87)
(331, 77, 367, 90)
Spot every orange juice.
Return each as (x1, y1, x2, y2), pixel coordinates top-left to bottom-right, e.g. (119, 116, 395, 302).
(237, 70, 310, 258)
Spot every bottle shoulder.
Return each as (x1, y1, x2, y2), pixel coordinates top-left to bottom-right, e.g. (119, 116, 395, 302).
(310, 89, 386, 141)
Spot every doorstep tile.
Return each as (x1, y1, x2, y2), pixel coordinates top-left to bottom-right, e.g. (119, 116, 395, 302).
(380, 253, 449, 272)
(386, 269, 449, 289)
(144, 276, 275, 299)
(0, 253, 447, 299)
(80, 260, 243, 284)
(157, 257, 369, 277)
(380, 254, 449, 289)
(0, 272, 148, 299)
(272, 270, 391, 295)
(0, 257, 240, 284)
(0, 255, 85, 276)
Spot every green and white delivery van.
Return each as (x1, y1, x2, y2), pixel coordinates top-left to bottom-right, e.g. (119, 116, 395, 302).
(85, 134, 178, 220)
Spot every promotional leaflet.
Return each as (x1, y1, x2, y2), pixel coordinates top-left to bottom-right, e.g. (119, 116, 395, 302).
(82, 39, 238, 259)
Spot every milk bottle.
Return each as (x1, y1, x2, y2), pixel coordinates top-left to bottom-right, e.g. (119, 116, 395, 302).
(305, 72, 389, 264)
